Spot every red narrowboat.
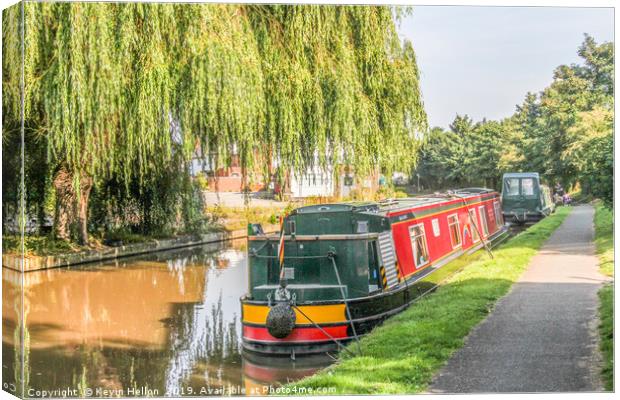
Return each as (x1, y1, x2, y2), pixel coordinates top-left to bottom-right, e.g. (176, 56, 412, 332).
(241, 188, 508, 357)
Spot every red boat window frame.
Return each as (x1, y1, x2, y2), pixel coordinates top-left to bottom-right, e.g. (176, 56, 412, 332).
(468, 208, 481, 243)
(409, 223, 430, 268)
(478, 205, 490, 237)
(447, 213, 462, 249)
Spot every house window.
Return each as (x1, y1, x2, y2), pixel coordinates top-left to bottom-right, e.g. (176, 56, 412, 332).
(468, 209, 480, 243)
(409, 224, 430, 268)
(479, 206, 490, 237)
(494, 201, 503, 227)
(448, 214, 461, 248)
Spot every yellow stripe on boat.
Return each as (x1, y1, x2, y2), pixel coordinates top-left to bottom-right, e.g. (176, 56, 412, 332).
(243, 303, 346, 325)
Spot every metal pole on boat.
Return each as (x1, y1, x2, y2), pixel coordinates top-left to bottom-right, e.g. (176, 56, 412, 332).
(277, 215, 287, 288)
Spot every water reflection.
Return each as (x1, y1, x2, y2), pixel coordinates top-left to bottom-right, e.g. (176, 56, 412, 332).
(2, 240, 331, 397)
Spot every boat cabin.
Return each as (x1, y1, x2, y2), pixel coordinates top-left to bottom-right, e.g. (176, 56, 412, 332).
(501, 172, 555, 223)
(246, 189, 504, 303)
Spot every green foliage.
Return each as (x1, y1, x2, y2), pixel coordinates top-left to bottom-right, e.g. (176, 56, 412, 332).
(594, 200, 614, 390)
(2, 234, 81, 256)
(504, 34, 613, 196)
(414, 127, 462, 189)
(415, 34, 613, 202)
(415, 118, 507, 190)
(288, 207, 571, 394)
(193, 172, 210, 191)
(2, 3, 427, 242)
(565, 107, 613, 207)
(594, 200, 614, 278)
(205, 204, 289, 232)
(598, 284, 613, 391)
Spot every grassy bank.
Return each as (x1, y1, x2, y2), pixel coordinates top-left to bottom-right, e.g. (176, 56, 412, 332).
(2, 227, 225, 257)
(288, 207, 571, 394)
(594, 201, 614, 277)
(207, 204, 290, 232)
(2, 234, 88, 256)
(594, 201, 613, 391)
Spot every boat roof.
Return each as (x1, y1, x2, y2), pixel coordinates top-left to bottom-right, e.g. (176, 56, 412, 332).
(502, 172, 540, 178)
(292, 188, 496, 216)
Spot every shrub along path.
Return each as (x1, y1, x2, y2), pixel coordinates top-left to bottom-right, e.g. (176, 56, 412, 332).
(430, 205, 609, 392)
(287, 207, 571, 394)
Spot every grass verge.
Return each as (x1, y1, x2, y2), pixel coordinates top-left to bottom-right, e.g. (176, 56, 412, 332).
(599, 284, 613, 391)
(286, 207, 571, 394)
(2, 234, 86, 256)
(594, 200, 613, 391)
(594, 201, 614, 278)
(2, 226, 223, 257)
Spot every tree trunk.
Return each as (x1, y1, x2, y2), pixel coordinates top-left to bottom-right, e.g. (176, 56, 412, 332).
(76, 175, 93, 245)
(53, 167, 75, 241)
(53, 165, 92, 245)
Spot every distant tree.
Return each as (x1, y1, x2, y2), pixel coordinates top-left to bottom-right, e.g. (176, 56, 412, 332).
(449, 114, 475, 137)
(565, 106, 613, 206)
(464, 121, 506, 189)
(414, 34, 613, 201)
(506, 35, 613, 193)
(577, 34, 614, 99)
(415, 113, 505, 190)
(414, 127, 462, 189)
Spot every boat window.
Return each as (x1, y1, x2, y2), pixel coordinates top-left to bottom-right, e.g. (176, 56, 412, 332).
(357, 220, 369, 234)
(504, 178, 520, 196)
(494, 201, 503, 226)
(468, 209, 480, 243)
(479, 206, 490, 237)
(368, 241, 381, 292)
(448, 214, 461, 248)
(432, 218, 440, 237)
(409, 224, 430, 268)
(521, 178, 535, 196)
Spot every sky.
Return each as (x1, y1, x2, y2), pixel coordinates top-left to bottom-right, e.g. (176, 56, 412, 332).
(398, 6, 614, 129)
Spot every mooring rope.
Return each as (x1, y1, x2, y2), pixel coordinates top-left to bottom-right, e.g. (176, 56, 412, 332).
(290, 304, 357, 357)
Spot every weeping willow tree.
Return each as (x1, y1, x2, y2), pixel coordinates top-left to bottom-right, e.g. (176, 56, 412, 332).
(3, 2, 426, 244)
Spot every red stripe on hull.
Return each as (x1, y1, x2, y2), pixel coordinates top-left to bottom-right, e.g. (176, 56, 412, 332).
(243, 325, 348, 343)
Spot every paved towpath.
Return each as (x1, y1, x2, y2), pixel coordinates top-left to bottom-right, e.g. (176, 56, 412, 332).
(430, 205, 609, 393)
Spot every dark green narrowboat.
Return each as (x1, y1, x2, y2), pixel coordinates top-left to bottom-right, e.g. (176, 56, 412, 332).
(501, 172, 555, 224)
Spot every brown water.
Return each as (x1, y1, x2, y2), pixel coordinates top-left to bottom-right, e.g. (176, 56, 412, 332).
(2, 241, 332, 397)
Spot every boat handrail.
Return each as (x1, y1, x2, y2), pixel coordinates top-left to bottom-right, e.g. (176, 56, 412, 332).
(250, 253, 329, 260)
(248, 233, 380, 241)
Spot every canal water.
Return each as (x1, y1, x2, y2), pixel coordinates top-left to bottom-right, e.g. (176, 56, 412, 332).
(2, 240, 333, 397)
